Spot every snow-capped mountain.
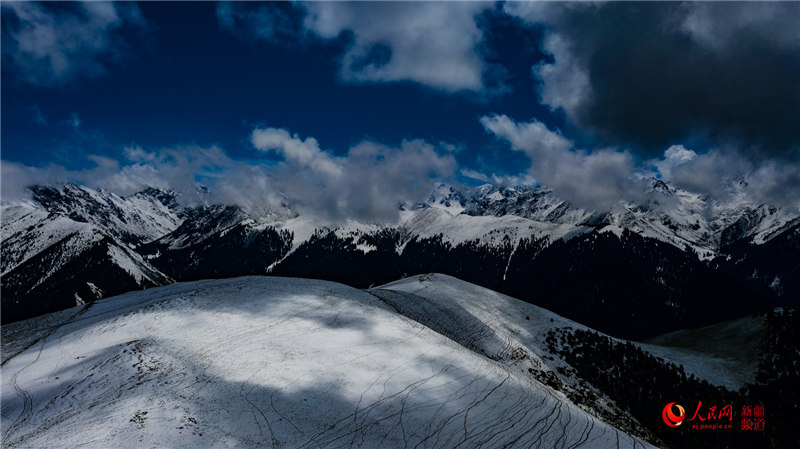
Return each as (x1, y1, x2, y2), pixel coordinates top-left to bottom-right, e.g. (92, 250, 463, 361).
(457, 180, 798, 258)
(1, 184, 184, 275)
(2, 180, 797, 334)
(27, 183, 186, 246)
(1, 184, 183, 322)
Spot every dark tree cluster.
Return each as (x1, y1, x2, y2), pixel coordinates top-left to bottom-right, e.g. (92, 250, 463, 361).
(145, 224, 293, 281)
(745, 307, 800, 448)
(713, 223, 800, 304)
(503, 229, 768, 339)
(259, 228, 767, 339)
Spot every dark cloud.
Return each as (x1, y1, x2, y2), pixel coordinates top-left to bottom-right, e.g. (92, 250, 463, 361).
(510, 2, 800, 160)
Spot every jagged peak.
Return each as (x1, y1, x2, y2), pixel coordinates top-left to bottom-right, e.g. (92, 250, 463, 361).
(647, 177, 674, 195)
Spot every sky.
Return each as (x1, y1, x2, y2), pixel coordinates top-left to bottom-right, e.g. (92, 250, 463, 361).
(2, 1, 799, 220)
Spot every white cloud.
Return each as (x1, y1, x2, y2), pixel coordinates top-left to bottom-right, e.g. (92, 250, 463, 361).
(460, 168, 492, 183)
(481, 114, 644, 208)
(303, 2, 490, 92)
(252, 128, 342, 179)
(217, 2, 500, 93)
(503, 2, 592, 117)
(480, 114, 572, 158)
(652, 145, 697, 181)
(533, 33, 592, 118)
(251, 127, 457, 222)
(1, 1, 147, 86)
(1, 162, 68, 203)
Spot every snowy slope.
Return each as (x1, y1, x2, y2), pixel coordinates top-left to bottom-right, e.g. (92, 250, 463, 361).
(1, 203, 168, 287)
(372, 274, 593, 362)
(144, 204, 248, 250)
(1, 204, 102, 276)
(371, 274, 658, 442)
(399, 207, 591, 248)
(0, 229, 172, 323)
(640, 315, 768, 390)
(1, 199, 174, 323)
(1, 276, 654, 449)
(371, 273, 766, 444)
(373, 274, 757, 393)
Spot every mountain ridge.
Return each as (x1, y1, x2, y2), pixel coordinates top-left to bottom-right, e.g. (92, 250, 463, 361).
(2, 180, 796, 333)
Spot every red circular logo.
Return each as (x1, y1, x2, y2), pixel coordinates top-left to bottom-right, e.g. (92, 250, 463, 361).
(662, 402, 686, 427)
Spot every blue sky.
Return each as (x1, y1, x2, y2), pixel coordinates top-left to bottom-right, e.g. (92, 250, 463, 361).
(3, 2, 799, 215)
(3, 3, 548, 174)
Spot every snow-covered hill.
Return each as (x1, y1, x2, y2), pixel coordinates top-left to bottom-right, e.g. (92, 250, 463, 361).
(371, 274, 657, 442)
(0, 276, 654, 449)
(370, 274, 771, 442)
(373, 273, 769, 390)
(373, 275, 794, 449)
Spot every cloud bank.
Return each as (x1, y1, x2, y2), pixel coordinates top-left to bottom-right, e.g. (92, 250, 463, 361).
(480, 114, 644, 209)
(496, 2, 800, 210)
(251, 127, 457, 222)
(2, 129, 457, 224)
(3, 3, 798, 215)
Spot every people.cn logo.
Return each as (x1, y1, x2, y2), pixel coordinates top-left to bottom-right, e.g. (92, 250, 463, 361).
(662, 402, 686, 427)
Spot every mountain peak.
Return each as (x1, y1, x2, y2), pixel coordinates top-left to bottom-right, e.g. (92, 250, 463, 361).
(426, 183, 467, 214)
(131, 186, 181, 209)
(648, 178, 674, 195)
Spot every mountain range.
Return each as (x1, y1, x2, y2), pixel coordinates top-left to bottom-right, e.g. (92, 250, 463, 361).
(2, 180, 798, 338)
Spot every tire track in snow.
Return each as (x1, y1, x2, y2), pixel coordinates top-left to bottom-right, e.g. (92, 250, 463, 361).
(2, 304, 91, 444)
